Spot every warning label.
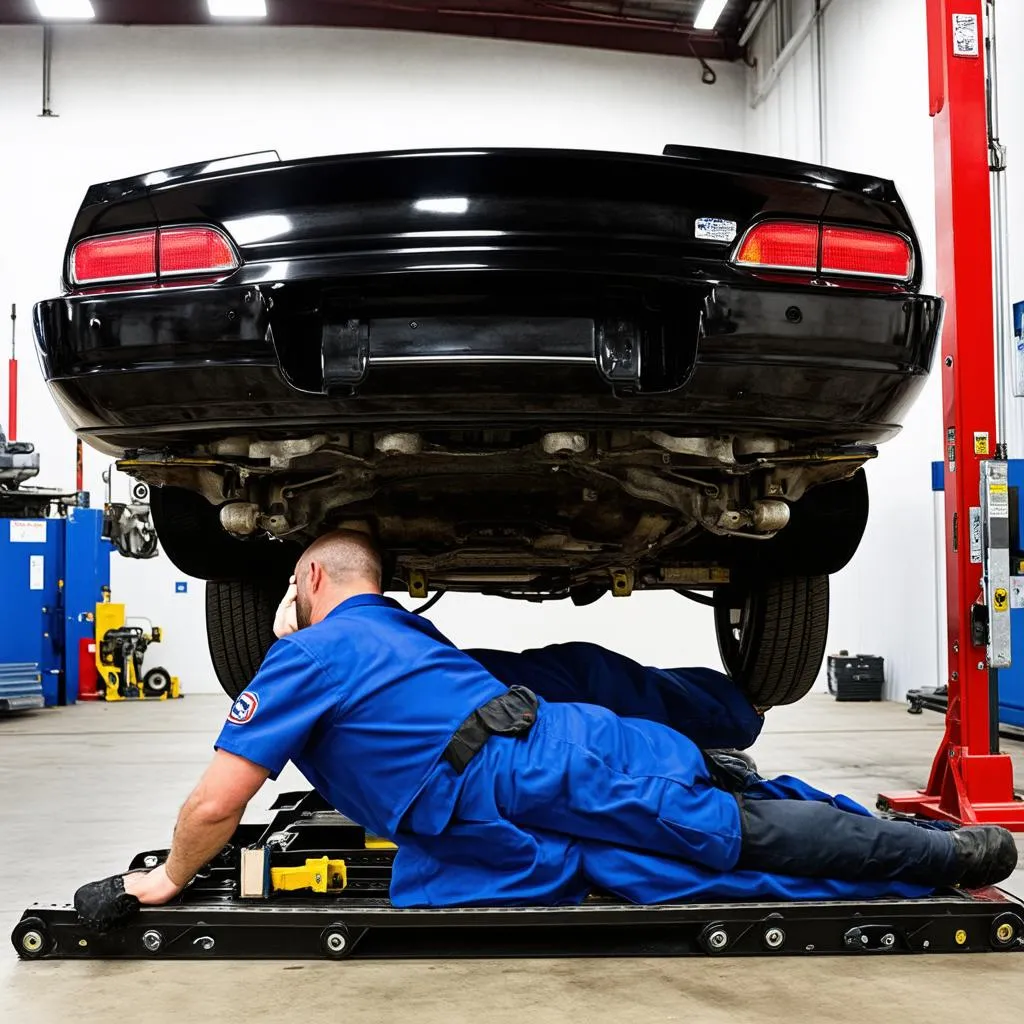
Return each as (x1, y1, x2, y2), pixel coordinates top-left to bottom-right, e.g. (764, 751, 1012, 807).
(9, 519, 46, 544)
(989, 482, 1009, 519)
(974, 431, 990, 456)
(994, 587, 1009, 613)
(952, 13, 979, 58)
(970, 506, 982, 564)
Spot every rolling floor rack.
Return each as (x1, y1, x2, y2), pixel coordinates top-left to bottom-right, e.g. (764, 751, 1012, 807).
(12, 791, 1024, 961)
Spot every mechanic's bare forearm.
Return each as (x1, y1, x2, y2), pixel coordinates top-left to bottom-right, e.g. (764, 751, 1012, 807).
(163, 789, 245, 887)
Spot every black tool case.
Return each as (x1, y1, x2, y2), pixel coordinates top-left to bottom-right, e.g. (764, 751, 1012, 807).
(828, 652, 885, 701)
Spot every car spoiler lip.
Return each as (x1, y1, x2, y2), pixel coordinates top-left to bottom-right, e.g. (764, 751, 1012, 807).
(661, 144, 899, 202)
(80, 144, 900, 208)
(82, 150, 282, 206)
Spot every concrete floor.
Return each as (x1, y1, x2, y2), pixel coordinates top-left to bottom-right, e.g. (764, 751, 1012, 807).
(2, 694, 1024, 1024)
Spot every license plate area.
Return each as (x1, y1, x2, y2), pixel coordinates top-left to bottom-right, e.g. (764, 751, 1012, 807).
(321, 315, 640, 393)
(372, 316, 596, 362)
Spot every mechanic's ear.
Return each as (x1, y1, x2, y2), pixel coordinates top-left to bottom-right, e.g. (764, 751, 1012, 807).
(308, 559, 325, 594)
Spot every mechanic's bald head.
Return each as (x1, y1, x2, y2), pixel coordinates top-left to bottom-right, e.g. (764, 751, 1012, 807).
(294, 529, 383, 628)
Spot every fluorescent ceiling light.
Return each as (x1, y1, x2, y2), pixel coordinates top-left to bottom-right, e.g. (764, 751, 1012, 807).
(694, 0, 729, 31)
(34, 0, 95, 18)
(208, 0, 268, 17)
(414, 197, 469, 214)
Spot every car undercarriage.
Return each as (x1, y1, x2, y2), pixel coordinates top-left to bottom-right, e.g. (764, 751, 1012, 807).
(134, 427, 873, 598)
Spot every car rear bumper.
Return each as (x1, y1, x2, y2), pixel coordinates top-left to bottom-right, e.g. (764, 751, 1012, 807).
(34, 276, 942, 454)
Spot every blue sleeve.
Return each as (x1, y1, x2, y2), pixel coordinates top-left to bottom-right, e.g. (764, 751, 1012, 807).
(468, 642, 763, 750)
(214, 636, 339, 779)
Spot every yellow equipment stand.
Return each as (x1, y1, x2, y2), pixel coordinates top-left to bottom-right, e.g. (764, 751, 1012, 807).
(94, 601, 182, 701)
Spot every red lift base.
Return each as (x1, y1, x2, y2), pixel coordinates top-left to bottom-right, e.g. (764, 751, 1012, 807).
(879, 745, 1024, 830)
(886, 0, 1024, 830)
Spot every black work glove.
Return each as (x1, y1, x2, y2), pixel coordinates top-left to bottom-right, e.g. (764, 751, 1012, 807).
(74, 874, 141, 932)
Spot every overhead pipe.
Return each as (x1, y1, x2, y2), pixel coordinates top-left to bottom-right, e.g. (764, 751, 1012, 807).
(40, 25, 55, 118)
(8, 304, 17, 442)
(738, 0, 774, 47)
(749, 0, 836, 108)
(815, 0, 827, 163)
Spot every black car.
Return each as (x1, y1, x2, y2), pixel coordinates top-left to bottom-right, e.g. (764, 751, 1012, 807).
(34, 146, 941, 704)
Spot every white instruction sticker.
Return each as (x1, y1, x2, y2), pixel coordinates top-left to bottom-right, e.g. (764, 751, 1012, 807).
(695, 217, 738, 243)
(970, 506, 983, 564)
(952, 13, 979, 57)
(29, 554, 44, 591)
(1011, 578, 1024, 610)
(989, 482, 1009, 519)
(10, 519, 46, 544)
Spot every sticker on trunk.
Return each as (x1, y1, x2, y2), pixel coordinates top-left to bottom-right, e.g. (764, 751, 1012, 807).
(695, 218, 738, 243)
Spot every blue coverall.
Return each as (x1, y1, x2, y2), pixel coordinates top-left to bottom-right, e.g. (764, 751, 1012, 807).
(215, 594, 933, 907)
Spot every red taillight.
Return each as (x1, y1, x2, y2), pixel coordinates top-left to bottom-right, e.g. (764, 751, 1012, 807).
(734, 220, 912, 282)
(821, 226, 912, 280)
(71, 230, 156, 284)
(69, 225, 237, 287)
(735, 222, 819, 272)
(159, 226, 237, 277)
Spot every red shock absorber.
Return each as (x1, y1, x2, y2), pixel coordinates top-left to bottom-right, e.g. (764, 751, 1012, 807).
(8, 304, 17, 442)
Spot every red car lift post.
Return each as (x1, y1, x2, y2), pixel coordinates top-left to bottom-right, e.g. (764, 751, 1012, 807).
(879, 0, 1024, 828)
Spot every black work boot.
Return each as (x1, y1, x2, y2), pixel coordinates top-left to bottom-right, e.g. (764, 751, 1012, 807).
(949, 826, 1018, 888)
(707, 748, 758, 774)
(705, 749, 760, 792)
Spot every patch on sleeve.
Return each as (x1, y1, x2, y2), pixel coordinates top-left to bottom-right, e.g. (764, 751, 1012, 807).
(228, 691, 259, 725)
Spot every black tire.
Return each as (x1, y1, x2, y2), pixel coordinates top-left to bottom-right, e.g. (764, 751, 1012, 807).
(732, 471, 869, 580)
(205, 579, 284, 700)
(151, 486, 299, 583)
(142, 667, 171, 697)
(714, 575, 829, 707)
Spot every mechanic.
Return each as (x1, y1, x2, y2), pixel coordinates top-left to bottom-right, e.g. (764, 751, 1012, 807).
(75, 531, 1017, 927)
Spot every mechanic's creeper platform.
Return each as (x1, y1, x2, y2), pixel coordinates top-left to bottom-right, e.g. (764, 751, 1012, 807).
(13, 792, 1024, 960)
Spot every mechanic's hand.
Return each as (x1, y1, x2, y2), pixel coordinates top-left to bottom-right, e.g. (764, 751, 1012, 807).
(74, 865, 185, 932)
(274, 575, 298, 638)
(122, 864, 185, 905)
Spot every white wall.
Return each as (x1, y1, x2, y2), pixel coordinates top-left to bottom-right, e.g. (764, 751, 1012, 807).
(0, 25, 746, 692)
(745, 0, 823, 163)
(744, 0, 964, 701)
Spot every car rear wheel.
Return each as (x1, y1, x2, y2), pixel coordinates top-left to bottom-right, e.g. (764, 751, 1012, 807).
(714, 575, 829, 707)
(151, 485, 299, 582)
(206, 579, 283, 700)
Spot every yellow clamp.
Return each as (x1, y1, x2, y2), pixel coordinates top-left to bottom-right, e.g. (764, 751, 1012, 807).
(270, 856, 348, 894)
